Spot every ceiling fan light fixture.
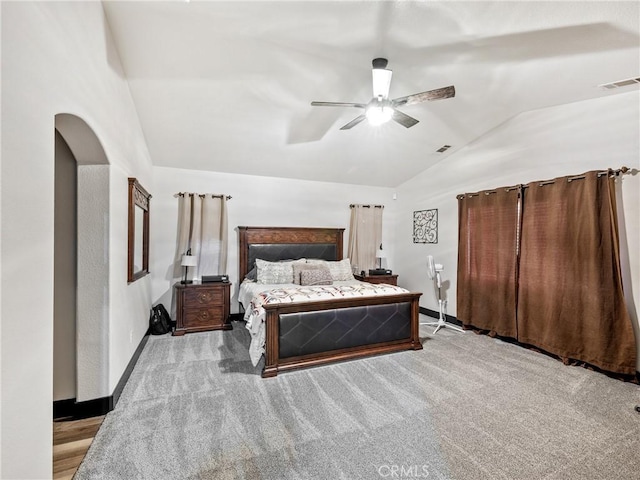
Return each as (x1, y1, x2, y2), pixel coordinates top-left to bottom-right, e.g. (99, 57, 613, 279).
(366, 104, 393, 126)
(310, 58, 455, 131)
(372, 68, 393, 98)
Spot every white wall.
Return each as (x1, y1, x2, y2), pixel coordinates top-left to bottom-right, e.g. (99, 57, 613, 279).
(394, 91, 640, 368)
(151, 167, 397, 312)
(76, 164, 111, 402)
(109, 164, 153, 391)
(1, 2, 153, 478)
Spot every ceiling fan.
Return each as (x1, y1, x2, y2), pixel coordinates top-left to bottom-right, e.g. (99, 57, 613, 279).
(311, 58, 455, 130)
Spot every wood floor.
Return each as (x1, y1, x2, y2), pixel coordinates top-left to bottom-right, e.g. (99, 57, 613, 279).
(53, 416, 104, 480)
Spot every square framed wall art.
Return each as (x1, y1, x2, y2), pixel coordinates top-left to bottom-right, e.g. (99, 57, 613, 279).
(413, 209, 438, 244)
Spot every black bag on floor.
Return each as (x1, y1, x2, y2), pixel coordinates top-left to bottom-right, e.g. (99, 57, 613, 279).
(149, 304, 172, 335)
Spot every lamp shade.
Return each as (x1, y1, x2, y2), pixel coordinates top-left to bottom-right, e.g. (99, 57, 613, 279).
(181, 254, 197, 267)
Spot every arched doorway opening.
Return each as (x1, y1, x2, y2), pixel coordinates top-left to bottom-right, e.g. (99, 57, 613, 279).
(54, 113, 110, 411)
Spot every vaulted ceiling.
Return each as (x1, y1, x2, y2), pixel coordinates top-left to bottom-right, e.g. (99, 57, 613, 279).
(103, 1, 640, 187)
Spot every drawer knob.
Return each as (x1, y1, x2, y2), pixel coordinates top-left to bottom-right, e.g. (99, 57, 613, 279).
(198, 293, 211, 303)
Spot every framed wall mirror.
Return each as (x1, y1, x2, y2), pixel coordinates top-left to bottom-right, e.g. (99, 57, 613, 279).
(128, 178, 151, 283)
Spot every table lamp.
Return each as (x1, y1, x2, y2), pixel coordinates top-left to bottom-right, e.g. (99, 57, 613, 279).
(181, 249, 197, 284)
(376, 244, 385, 269)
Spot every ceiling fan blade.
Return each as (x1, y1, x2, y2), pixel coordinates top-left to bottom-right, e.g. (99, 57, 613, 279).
(311, 101, 366, 108)
(392, 109, 419, 128)
(392, 85, 455, 107)
(340, 114, 367, 130)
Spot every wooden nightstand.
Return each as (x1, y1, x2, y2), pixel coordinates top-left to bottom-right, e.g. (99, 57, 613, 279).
(173, 282, 232, 336)
(354, 273, 398, 286)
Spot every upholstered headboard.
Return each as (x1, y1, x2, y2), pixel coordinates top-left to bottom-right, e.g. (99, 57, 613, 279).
(238, 227, 344, 281)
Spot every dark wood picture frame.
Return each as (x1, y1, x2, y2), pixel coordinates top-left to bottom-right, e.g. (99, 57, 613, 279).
(127, 178, 151, 283)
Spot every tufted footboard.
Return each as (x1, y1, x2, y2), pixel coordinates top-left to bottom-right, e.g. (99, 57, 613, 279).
(262, 292, 422, 377)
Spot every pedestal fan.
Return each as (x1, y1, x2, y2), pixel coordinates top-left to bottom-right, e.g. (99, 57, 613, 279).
(422, 255, 464, 335)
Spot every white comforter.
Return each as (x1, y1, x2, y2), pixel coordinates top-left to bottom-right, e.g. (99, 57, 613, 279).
(239, 280, 410, 366)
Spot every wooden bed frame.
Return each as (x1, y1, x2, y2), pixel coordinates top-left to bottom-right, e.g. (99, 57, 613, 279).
(238, 226, 423, 377)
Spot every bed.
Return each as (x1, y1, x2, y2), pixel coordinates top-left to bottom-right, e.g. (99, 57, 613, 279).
(238, 226, 423, 377)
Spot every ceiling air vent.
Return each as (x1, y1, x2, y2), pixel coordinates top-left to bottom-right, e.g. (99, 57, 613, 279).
(598, 77, 640, 90)
(436, 145, 451, 153)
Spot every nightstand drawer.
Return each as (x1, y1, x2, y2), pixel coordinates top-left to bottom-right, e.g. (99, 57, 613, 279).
(183, 288, 223, 306)
(183, 306, 225, 327)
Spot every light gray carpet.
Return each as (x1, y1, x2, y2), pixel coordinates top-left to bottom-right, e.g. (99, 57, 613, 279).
(75, 316, 640, 479)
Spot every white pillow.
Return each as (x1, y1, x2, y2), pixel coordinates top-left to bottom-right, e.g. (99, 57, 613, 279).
(256, 258, 305, 284)
(306, 258, 354, 281)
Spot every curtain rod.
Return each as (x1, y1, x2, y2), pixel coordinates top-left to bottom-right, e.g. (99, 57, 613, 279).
(349, 204, 384, 208)
(599, 165, 629, 177)
(527, 166, 630, 188)
(174, 193, 232, 200)
(457, 167, 630, 199)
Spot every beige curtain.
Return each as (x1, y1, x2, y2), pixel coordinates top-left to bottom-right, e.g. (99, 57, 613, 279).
(348, 204, 383, 272)
(173, 193, 228, 282)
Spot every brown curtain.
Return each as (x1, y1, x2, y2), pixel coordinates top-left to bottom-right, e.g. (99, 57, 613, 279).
(517, 171, 636, 375)
(457, 188, 521, 337)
